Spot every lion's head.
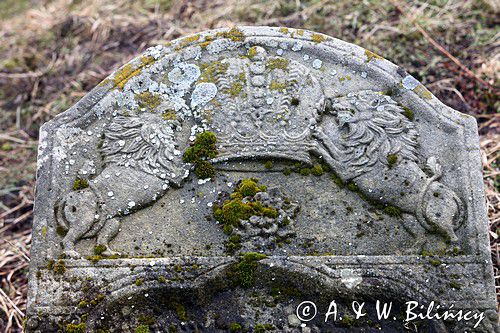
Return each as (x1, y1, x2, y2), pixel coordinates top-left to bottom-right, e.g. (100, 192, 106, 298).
(321, 90, 419, 175)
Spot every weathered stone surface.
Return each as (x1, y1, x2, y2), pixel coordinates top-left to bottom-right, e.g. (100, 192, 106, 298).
(27, 26, 497, 332)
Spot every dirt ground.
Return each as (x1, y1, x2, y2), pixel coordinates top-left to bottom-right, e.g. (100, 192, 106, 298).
(0, 0, 498, 332)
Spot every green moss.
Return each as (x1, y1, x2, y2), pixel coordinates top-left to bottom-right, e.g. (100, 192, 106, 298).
(230, 252, 268, 288)
(41, 226, 48, 237)
(331, 172, 344, 187)
(229, 322, 243, 332)
(215, 27, 245, 42)
(135, 324, 150, 333)
(226, 81, 244, 97)
(183, 131, 218, 179)
(254, 323, 274, 332)
(266, 58, 289, 71)
(138, 315, 155, 326)
(94, 244, 106, 255)
(56, 225, 68, 237)
(311, 33, 326, 43)
(194, 160, 215, 179)
(77, 300, 87, 308)
(172, 302, 187, 321)
(401, 106, 415, 121)
(52, 260, 66, 275)
(135, 92, 162, 110)
(158, 276, 167, 283)
(428, 258, 442, 267)
(383, 205, 402, 217)
(135, 278, 143, 286)
(310, 164, 324, 176)
(449, 281, 462, 289)
(387, 153, 398, 168)
(269, 80, 287, 90)
(264, 160, 273, 169)
(291, 97, 300, 106)
(177, 34, 200, 48)
(72, 177, 89, 191)
(247, 46, 258, 58)
(341, 315, 355, 327)
(283, 167, 292, 176)
(299, 167, 310, 176)
(226, 234, 242, 254)
(65, 322, 86, 333)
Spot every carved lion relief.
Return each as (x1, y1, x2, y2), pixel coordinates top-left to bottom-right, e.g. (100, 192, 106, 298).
(54, 47, 464, 258)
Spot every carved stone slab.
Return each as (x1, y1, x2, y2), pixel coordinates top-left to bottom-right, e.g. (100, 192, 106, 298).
(27, 27, 498, 332)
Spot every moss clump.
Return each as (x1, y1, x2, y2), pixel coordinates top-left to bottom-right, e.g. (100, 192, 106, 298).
(215, 27, 245, 42)
(171, 302, 187, 321)
(65, 322, 86, 333)
(183, 131, 218, 179)
(213, 179, 279, 238)
(365, 49, 384, 62)
(291, 97, 300, 106)
(264, 160, 273, 169)
(311, 164, 324, 176)
(135, 92, 162, 110)
(231, 252, 268, 288)
(283, 167, 292, 176)
(247, 46, 258, 58)
(140, 56, 155, 66)
(387, 153, 398, 168)
(229, 322, 243, 332)
(158, 275, 167, 283)
(135, 278, 143, 286)
(135, 325, 150, 333)
(401, 106, 415, 121)
(56, 225, 68, 236)
(341, 315, 355, 327)
(311, 33, 326, 43)
(254, 323, 274, 333)
(383, 205, 402, 217)
(52, 260, 66, 274)
(94, 244, 106, 255)
(138, 315, 155, 326)
(266, 58, 289, 71)
(449, 281, 462, 289)
(428, 258, 442, 267)
(299, 167, 310, 176)
(194, 160, 215, 179)
(77, 300, 87, 308)
(178, 34, 200, 48)
(72, 177, 89, 191)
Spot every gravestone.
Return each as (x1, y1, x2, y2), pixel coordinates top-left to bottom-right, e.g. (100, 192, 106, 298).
(27, 27, 498, 332)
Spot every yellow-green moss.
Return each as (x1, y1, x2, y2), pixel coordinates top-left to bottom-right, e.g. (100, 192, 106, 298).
(94, 244, 106, 255)
(402, 106, 415, 120)
(383, 205, 402, 217)
(414, 84, 433, 99)
(161, 110, 177, 121)
(247, 46, 258, 58)
(1, 143, 13, 151)
(135, 325, 150, 333)
(264, 160, 273, 169)
(77, 300, 88, 308)
(311, 33, 326, 43)
(296, 29, 304, 36)
(229, 322, 243, 332)
(135, 278, 143, 286)
(72, 177, 89, 191)
(266, 58, 289, 71)
(449, 281, 462, 289)
(365, 49, 384, 62)
(215, 27, 245, 42)
(135, 92, 162, 110)
(140, 56, 155, 66)
(178, 34, 200, 48)
(428, 258, 442, 267)
(269, 80, 287, 90)
(158, 276, 167, 283)
(65, 322, 86, 333)
(213, 179, 278, 243)
(387, 153, 398, 168)
(279, 27, 289, 34)
(226, 81, 244, 97)
(311, 164, 324, 176)
(41, 226, 48, 237)
(198, 61, 229, 83)
(254, 323, 274, 333)
(52, 260, 66, 275)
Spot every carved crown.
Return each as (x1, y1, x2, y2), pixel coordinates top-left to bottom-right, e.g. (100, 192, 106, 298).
(206, 46, 325, 163)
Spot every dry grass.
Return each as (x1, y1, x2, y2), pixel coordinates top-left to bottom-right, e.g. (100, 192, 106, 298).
(0, 0, 498, 331)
